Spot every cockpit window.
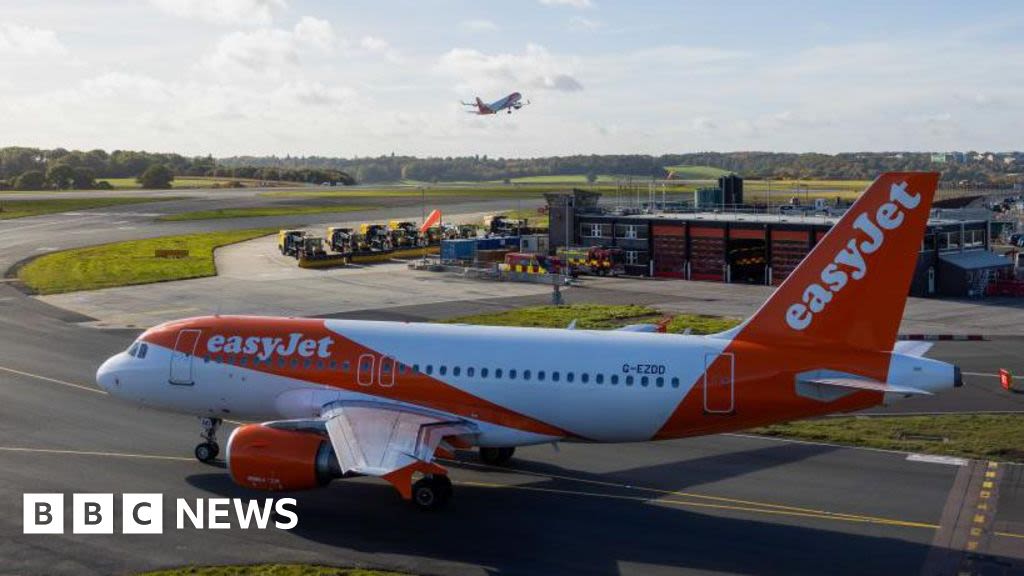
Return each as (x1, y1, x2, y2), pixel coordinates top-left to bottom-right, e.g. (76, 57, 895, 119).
(127, 342, 140, 357)
(137, 343, 148, 359)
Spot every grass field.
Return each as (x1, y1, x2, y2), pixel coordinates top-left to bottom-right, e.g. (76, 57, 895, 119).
(263, 182, 697, 201)
(663, 165, 732, 179)
(97, 176, 264, 190)
(18, 228, 275, 294)
(0, 197, 184, 220)
(499, 208, 550, 229)
(156, 205, 376, 221)
(138, 566, 407, 576)
(445, 304, 741, 334)
(503, 174, 626, 184)
(755, 414, 1024, 461)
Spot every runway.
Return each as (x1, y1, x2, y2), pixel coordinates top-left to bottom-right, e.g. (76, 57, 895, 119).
(1, 196, 1023, 574)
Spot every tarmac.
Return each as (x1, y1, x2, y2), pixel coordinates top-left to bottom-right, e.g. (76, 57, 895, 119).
(1, 190, 1023, 575)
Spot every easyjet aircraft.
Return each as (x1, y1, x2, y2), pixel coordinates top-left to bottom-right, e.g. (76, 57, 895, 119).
(97, 172, 959, 510)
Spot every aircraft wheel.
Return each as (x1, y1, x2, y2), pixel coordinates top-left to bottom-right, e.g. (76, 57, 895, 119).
(195, 442, 219, 463)
(479, 446, 515, 466)
(412, 475, 451, 511)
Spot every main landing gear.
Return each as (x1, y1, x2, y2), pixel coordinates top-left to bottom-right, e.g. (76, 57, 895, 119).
(411, 475, 453, 511)
(479, 446, 515, 466)
(195, 417, 221, 463)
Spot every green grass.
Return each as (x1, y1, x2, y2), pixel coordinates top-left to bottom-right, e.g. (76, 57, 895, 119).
(445, 304, 741, 334)
(156, 205, 376, 221)
(755, 414, 1024, 462)
(263, 183, 697, 201)
(504, 174, 624, 184)
(18, 228, 275, 294)
(0, 197, 184, 220)
(138, 566, 408, 576)
(663, 165, 733, 179)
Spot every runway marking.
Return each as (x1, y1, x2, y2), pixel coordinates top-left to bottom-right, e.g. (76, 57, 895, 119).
(996, 531, 1024, 539)
(449, 458, 931, 527)
(0, 365, 107, 395)
(0, 446, 192, 462)
(458, 480, 939, 530)
(907, 454, 968, 466)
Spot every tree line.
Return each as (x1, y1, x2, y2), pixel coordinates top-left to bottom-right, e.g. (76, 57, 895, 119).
(221, 151, 1023, 186)
(0, 147, 354, 190)
(2, 147, 1019, 190)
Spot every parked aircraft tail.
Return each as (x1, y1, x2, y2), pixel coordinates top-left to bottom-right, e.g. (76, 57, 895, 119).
(723, 172, 939, 352)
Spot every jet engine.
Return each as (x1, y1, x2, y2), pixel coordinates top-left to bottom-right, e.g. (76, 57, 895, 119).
(226, 424, 343, 491)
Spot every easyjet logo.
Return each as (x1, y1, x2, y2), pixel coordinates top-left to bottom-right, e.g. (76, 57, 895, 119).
(785, 181, 921, 331)
(206, 333, 334, 360)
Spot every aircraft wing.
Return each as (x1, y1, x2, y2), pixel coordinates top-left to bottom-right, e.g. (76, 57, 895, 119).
(615, 324, 659, 332)
(321, 400, 476, 496)
(893, 340, 934, 358)
(800, 377, 932, 396)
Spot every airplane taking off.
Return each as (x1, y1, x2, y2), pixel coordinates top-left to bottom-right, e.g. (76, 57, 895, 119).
(98, 172, 959, 510)
(461, 92, 528, 115)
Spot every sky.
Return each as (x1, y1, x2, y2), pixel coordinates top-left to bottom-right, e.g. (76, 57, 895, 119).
(0, 0, 1022, 158)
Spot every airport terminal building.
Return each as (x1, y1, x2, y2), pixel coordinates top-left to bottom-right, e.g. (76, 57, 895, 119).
(547, 190, 1010, 298)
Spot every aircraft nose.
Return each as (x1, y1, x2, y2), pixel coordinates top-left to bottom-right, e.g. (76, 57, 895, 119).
(96, 355, 122, 393)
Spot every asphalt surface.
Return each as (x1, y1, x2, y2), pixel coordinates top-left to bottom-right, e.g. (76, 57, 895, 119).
(0, 193, 1023, 575)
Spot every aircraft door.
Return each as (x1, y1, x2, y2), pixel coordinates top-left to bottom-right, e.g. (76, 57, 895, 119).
(703, 352, 735, 414)
(357, 353, 375, 386)
(169, 329, 202, 385)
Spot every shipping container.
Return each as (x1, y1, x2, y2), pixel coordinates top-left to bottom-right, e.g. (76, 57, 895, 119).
(441, 238, 477, 262)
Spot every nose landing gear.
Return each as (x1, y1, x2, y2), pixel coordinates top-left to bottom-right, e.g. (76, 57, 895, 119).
(195, 417, 222, 463)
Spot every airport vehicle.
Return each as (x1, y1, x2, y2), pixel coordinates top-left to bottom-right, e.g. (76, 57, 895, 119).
(358, 224, 393, 252)
(278, 230, 306, 257)
(388, 220, 423, 248)
(485, 214, 526, 236)
(97, 173, 960, 511)
(325, 227, 357, 254)
(557, 246, 624, 276)
(461, 92, 529, 115)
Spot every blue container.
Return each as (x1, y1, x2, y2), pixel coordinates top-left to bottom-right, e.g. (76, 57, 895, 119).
(476, 236, 521, 250)
(441, 239, 477, 262)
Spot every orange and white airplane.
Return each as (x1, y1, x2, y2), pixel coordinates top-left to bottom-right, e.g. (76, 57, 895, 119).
(97, 172, 959, 510)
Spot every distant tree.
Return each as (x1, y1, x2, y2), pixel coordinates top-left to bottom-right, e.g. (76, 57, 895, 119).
(46, 164, 75, 189)
(138, 164, 174, 189)
(71, 167, 96, 189)
(586, 172, 598, 184)
(94, 180, 114, 190)
(15, 170, 46, 190)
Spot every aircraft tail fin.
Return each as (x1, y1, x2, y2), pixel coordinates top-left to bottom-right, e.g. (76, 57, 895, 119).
(726, 172, 939, 352)
(475, 97, 488, 113)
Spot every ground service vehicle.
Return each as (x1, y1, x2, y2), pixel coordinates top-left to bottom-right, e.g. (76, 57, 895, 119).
(326, 227, 357, 254)
(359, 224, 393, 252)
(278, 230, 306, 257)
(99, 173, 960, 511)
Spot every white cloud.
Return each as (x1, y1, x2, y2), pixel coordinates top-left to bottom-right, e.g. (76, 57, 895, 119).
(461, 19, 498, 32)
(360, 35, 401, 61)
(539, 0, 593, 8)
(0, 23, 66, 57)
(202, 17, 335, 77)
(438, 44, 583, 93)
(148, 0, 287, 26)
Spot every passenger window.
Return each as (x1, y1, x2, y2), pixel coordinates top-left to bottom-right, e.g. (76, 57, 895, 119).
(278, 358, 286, 367)
(137, 343, 148, 359)
(440, 366, 447, 376)
(538, 371, 546, 381)
(426, 365, 434, 375)
(342, 360, 351, 372)
(671, 377, 680, 388)
(626, 375, 634, 386)
(382, 362, 391, 374)
(656, 376, 664, 387)
(481, 368, 488, 378)
(641, 376, 649, 387)
(508, 369, 515, 379)
(611, 375, 619, 385)
(552, 371, 560, 382)
(203, 356, 210, 364)
(523, 370, 531, 380)
(496, 368, 503, 378)
(304, 359, 312, 369)
(566, 372, 574, 383)
(329, 360, 337, 370)
(467, 367, 475, 377)
(316, 360, 324, 370)
(453, 366, 461, 377)
(398, 364, 407, 374)
(291, 358, 299, 368)
(413, 364, 420, 373)
(241, 357, 249, 366)
(596, 374, 604, 384)
(581, 373, 588, 383)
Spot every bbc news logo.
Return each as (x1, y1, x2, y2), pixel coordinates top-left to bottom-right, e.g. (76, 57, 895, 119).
(23, 494, 298, 534)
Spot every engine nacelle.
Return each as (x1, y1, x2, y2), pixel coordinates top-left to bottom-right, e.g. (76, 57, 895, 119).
(226, 424, 341, 491)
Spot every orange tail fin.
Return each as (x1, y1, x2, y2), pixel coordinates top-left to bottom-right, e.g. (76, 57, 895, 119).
(730, 172, 939, 352)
